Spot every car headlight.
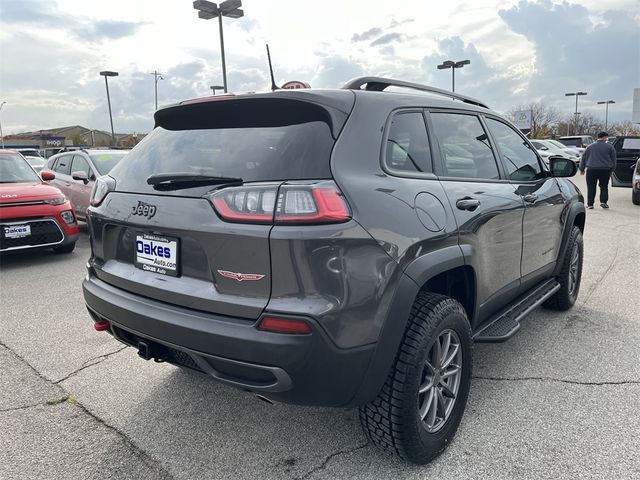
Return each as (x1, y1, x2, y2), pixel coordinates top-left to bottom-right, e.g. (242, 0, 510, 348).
(44, 197, 66, 205)
(90, 176, 116, 207)
(60, 210, 76, 225)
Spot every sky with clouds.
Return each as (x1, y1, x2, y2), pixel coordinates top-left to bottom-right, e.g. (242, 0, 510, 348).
(0, 0, 638, 134)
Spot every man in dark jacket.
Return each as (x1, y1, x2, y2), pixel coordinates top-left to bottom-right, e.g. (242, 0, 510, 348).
(580, 131, 617, 208)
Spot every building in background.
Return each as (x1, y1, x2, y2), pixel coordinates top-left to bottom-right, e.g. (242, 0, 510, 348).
(1, 125, 146, 156)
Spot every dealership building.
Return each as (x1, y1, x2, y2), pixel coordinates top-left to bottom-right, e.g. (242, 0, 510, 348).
(1, 125, 144, 154)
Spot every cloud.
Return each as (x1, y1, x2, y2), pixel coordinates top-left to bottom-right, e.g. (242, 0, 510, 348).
(312, 56, 364, 88)
(0, 0, 146, 42)
(0, 0, 59, 24)
(389, 18, 415, 28)
(499, 1, 639, 111)
(352, 27, 383, 42)
(370, 32, 404, 46)
(74, 20, 148, 42)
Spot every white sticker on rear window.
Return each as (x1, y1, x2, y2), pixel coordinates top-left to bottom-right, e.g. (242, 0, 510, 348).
(622, 138, 640, 150)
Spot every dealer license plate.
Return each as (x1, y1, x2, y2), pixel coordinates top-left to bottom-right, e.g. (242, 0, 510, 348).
(134, 233, 179, 277)
(4, 225, 31, 239)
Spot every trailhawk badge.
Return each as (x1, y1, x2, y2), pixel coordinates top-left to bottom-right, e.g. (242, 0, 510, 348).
(217, 270, 265, 282)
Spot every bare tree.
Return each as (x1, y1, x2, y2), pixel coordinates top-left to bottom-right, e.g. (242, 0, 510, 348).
(609, 121, 640, 136)
(558, 113, 604, 137)
(507, 102, 561, 138)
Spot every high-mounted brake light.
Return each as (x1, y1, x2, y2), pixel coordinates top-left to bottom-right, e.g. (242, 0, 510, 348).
(258, 317, 312, 335)
(209, 181, 350, 225)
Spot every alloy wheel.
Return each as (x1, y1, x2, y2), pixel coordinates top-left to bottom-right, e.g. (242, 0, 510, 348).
(418, 329, 463, 433)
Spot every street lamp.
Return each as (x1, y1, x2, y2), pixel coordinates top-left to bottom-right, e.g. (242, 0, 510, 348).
(99, 71, 119, 146)
(210, 85, 225, 95)
(149, 70, 165, 110)
(193, 0, 244, 94)
(565, 91, 587, 135)
(437, 59, 470, 92)
(597, 100, 615, 131)
(0, 102, 6, 149)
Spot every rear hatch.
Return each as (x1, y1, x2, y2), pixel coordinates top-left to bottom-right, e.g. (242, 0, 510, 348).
(88, 91, 354, 320)
(612, 137, 640, 184)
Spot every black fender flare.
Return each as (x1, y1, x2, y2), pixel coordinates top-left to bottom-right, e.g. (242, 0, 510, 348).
(553, 201, 585, 277)
(347, 245, 467, 406)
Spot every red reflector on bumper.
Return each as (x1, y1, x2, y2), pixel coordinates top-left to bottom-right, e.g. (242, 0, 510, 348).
(94, 320, 111, 331)
(258, 317, 312, 334)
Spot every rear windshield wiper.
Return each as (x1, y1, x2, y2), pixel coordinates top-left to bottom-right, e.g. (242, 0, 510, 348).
(147, 173, 243, 191)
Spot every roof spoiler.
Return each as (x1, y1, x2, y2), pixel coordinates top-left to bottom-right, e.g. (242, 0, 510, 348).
(342, 76, 489, 109)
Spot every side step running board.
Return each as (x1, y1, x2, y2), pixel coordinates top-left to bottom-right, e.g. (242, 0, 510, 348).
(473, 279, 560, 343)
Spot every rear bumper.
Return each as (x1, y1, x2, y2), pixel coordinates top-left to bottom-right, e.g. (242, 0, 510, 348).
(82, 273, 375, 407)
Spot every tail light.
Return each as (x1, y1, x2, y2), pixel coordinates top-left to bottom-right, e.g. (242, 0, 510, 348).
(209, 181, 350, 225)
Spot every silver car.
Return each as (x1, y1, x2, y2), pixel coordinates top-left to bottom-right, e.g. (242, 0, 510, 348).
(43, 149, 129, 220)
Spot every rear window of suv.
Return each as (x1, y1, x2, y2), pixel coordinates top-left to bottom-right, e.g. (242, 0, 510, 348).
(111, 99, 335, 195)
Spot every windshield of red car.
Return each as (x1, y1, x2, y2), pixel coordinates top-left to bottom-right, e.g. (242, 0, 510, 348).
(0, 154, 42, 183)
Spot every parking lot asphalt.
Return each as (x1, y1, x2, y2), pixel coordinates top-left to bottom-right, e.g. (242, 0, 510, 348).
(1, 174, 639, 480)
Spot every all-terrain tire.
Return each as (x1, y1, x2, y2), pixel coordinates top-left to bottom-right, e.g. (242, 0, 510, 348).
(53, 242, 76, 254)
(359, 292, 472, 464)
(543, 226, 583, 310)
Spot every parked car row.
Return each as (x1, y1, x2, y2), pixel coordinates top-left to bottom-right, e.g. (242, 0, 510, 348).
(0, 147, 130, 255)
(0, 150, 79, 254)
(530, 139, 580, 164)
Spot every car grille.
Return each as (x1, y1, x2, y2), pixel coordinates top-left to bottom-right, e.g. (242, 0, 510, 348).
(0, 219, 64, 251)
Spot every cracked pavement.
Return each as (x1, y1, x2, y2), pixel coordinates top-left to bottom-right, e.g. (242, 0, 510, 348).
(1, 175, 638, 479)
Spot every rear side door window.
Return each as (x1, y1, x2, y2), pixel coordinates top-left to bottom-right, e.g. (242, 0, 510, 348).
(54, 154, 72, 176)
(383, 111, 432, 174)
(485, 118, 545, 182)
(430, 112, 500, 179)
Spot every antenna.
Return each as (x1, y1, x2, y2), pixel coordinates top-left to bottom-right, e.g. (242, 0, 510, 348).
(266, 44, 279, 91)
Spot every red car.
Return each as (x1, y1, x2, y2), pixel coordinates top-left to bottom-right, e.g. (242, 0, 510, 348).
(1, 150, 79, 253)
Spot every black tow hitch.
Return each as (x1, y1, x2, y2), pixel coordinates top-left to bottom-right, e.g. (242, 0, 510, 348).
(137, 341, 167, 362)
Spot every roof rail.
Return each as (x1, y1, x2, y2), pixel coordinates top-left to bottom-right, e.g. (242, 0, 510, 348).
(342, 76, 489, 109)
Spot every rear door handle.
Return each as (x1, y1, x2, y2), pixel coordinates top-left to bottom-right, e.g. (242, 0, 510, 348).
(456, 198, 481, 211)
(523, 194, 538, 203)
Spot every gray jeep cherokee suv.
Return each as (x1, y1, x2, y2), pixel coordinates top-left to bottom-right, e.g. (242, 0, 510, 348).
(83, 77, 585, 464)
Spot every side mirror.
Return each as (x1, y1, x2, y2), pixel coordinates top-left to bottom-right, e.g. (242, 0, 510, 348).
(549, 156, 577, 177)
(72, 170, 89, 184)
(541, 146, 549, 150)
(41, 171, 55, 181)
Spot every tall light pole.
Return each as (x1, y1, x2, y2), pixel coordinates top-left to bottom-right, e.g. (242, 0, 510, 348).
(149, 70, 164, 110)
(210, 85, 225, 95)
(99, 71, 119, 146)
(565, 91, 587, 135)
(0, 102, 6, 149)
(597, 100, 615, 131)
(437, 59, 470, 92)
(193, 0, 244, 94)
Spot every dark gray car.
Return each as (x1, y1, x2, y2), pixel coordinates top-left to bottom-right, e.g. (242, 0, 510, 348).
(82, 78, 585, 464)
